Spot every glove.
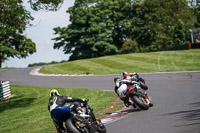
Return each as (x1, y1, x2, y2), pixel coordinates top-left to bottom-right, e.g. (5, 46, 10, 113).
(82, 98, 89, 103)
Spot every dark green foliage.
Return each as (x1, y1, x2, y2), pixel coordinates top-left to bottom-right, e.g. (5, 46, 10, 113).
(53, 0, 121, 61)
(28, 0, 64, 11)
(194, 7, 200, 27)
(131, 0, 195, 51)
(28, 60, 67, 67)
(190, 0, 200, 27)
(171, 19, 188, 46)
(0, 0, 64, 68)
(53, 0, 135, 61)
(0, 0, 36, 68)
(53, 0, 199, 61)
(119, 39, 139, 54)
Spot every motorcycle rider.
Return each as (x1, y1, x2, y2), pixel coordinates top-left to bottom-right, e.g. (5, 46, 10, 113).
(48, 89, 87, 133)
(122, 72, 148, 90)
(114, 72, 150, 107)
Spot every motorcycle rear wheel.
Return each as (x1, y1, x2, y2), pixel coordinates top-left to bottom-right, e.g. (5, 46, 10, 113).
(131, 96, 149, 110)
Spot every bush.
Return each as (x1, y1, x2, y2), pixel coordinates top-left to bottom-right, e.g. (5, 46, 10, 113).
(28, 60, 67, 67)
(119, 39, 139, 54)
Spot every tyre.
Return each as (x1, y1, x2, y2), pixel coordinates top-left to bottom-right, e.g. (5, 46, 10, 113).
(131, 96, 149, 110)
(139, 82, 148, 90)
(97, 120, 107, 133)
(65, 118, 87, 133)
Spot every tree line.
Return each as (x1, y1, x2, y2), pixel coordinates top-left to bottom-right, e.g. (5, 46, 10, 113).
(28, 60, 66, 67)
(53, 0, 200, 61)
(0, 0, 200, 68)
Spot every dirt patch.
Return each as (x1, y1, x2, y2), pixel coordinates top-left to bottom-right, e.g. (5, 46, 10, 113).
(0, 94, 15, 104)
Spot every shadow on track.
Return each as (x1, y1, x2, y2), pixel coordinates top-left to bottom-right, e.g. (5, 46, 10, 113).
(162, 102, 200, 127)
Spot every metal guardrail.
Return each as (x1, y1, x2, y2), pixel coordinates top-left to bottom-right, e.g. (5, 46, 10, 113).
(190, 28, 200, 44)
(0, 81, 11, 100)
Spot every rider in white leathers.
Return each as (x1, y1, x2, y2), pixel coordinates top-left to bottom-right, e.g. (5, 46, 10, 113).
(114, 72, 151, 107)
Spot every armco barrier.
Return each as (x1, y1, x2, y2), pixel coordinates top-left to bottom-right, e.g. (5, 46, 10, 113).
(0, 81, 11, 101)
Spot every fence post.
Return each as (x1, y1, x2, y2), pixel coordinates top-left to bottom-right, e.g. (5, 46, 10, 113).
(189, 43, 191, 49)
(0, 81, 11, 101)
(0, 83, 3, 100)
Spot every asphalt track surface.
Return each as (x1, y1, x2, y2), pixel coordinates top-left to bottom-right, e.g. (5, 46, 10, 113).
(0, 67, 200, 133)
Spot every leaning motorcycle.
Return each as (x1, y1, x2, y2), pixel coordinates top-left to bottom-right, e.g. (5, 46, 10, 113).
(51, 100, 107, 133)
(114, 78, 153, 110)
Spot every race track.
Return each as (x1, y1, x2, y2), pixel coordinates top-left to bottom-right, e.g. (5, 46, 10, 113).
(0, 67, 200, 133)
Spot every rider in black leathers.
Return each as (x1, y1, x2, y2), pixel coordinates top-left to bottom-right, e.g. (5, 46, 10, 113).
(122, 72, 148, 90)
(114, 72, 149, 107)
(48, 89, 86, 133)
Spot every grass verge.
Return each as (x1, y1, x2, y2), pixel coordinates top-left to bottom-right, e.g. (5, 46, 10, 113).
(40, 49, 200, 75)
(0, 85, 123, 133)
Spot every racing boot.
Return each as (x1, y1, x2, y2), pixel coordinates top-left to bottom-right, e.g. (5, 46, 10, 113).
(145, 93, 153, 107)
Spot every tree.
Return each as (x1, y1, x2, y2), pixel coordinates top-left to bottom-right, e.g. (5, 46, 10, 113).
(0, 0, 64, 68)
(53, 0, 197, 61)
(53, 0, 135, 61)
(189, 0, 200, 27)
(28, 0, 64, 11)
(171, 19, 188, 46)
(0, 0, 36, 68)
(130, 0, 196, 51)
(119, 39, 139, 54)
(53, 0, 118, 61)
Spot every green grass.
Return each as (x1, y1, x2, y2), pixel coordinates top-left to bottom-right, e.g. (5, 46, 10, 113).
(0, 67, 16, 69)
(0, 85, 123, 133)
(40, 49, 200, 75)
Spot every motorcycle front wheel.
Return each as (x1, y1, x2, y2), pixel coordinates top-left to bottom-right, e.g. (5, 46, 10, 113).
(131, 96, 149, 110)
(97, 120, 107, 133)
(65, 118, 89, 133)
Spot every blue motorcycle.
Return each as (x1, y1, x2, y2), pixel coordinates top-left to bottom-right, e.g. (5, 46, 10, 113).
(51, 100, 107, 133)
